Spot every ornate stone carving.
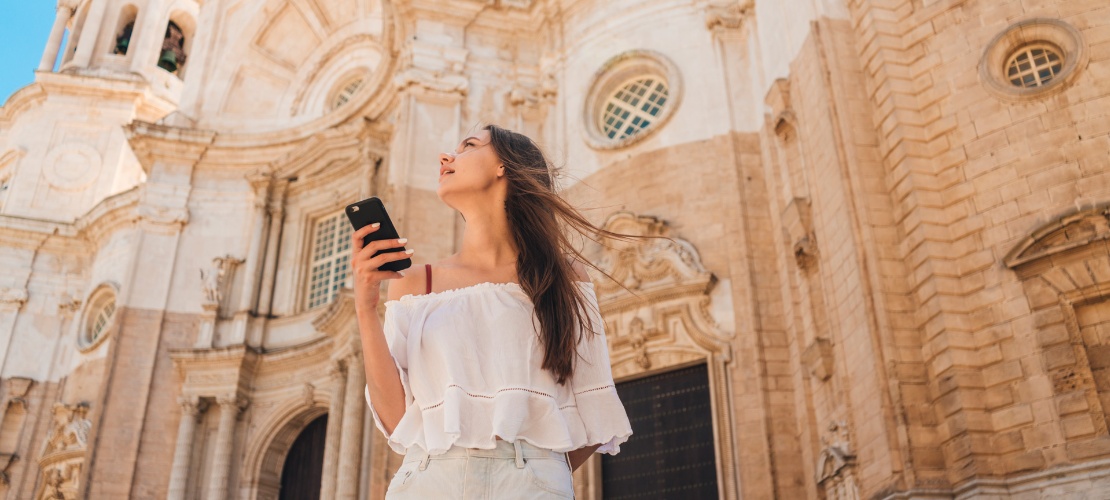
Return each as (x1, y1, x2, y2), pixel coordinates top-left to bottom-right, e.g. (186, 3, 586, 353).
(595, 211, 732, 377)
(200, 255, 244, 313)
(816, 421, 859, 499)
(393, 67, 468, 96)
(178, 395, 208, 417)
(1004, 204, 1110, 268)
(217, 394, 250, 416)
(38, 402, 91, 500)
(42, 403, 90, 455)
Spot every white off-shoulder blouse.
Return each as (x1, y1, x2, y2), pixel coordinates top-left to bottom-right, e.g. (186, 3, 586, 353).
(363, 280, 632, 456)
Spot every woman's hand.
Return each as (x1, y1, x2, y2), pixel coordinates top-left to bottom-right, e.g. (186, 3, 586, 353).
(351, 223, 413, 314)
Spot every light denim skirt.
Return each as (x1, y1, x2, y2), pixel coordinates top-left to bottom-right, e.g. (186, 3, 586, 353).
(386, 439, 575, 499)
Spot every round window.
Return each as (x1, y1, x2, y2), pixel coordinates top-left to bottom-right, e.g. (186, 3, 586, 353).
(583, 50, 682, 150)
(979, 18, 1086, 100)
(80, 287, 117, 351)
(599, 77, 670, 141)
(1006, 43, 1064, 88)
(331, 78, 365, 110)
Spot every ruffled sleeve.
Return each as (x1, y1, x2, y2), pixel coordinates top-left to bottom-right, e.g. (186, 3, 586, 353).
(365, 301, 414, 446)
(568, 284, 633, 454)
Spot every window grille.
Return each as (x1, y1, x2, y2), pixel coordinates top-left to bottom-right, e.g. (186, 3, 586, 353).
(599, 77, 670, 141)
(332, 78, 365, 110)
(306, 211, 353, 309)
(1007, 44, 1064, 88)
(88, 297, 116, 345)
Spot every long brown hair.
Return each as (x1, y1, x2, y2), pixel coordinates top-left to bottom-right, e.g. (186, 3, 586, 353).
(484, 124, 665, 384)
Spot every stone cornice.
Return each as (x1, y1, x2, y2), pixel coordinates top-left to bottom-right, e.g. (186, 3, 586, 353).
(125, 121, 217, 173)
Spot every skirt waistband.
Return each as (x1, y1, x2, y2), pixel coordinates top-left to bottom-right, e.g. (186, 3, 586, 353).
(403, 439, 566, 464)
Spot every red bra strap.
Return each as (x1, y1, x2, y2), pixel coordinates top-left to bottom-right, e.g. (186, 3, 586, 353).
(425, 263, 432, 294)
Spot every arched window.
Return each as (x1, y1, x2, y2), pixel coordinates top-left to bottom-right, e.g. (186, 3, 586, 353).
(113, 5, 139, 55)
(79, 285, 118, 351)
(157, 20, 188, 75)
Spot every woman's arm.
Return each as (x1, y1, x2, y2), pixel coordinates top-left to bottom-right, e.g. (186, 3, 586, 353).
(351, 224, 414, 435)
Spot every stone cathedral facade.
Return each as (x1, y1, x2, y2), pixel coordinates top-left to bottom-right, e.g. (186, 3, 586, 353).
(0, 0, 1109, 498)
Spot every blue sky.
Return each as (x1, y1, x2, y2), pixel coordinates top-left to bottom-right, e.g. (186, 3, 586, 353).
(1, 4, 58, 106)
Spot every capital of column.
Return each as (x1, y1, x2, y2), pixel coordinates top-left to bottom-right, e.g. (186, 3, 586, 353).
(216, 394, 249, 414)
(178, 396, 210, 417)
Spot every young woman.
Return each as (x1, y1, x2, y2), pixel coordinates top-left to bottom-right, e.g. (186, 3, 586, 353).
(351, 125, 636, 498)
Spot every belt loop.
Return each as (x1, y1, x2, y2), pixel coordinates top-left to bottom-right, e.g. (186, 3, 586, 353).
(514, 440, 525, 469)
(419, 450, 431, 471)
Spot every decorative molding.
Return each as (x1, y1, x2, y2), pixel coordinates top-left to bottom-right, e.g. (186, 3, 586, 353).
(1004, 204, 1110, 269)
(392, 67, 468, 96)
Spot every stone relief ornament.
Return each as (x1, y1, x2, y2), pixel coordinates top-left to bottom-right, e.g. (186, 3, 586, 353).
(200, 255, 244, 313)
(816, 420, 860, 500)
(392, 67, 469, 95)
(38, 402, 91, 500)
(594, 211, 732, 379)
(1004, 203, 1110, 268)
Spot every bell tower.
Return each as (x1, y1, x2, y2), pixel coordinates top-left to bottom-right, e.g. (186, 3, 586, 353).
(36, 0, 201, 104)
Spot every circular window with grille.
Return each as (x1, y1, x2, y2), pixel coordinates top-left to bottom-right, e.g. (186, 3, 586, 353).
(79, 285, 118, 352)
(1006, 44, 1064, 88)
(583, 50, 682, 149)
(980, 19, 1086, 100)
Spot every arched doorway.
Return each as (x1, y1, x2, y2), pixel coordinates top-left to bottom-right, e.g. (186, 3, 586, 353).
(279, 414, 328, 500)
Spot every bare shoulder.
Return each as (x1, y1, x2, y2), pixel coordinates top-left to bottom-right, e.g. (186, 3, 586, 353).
(566, 255, 591, 282)
(385, 262, 427, 302)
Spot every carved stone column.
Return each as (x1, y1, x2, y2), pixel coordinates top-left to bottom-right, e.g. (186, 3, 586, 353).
(336, 355, 365, 499)
(206, 395, 246, 500)
(167, 396, 207, 500)
(38, 1, 76, 71)
(319, 361, 347, 499)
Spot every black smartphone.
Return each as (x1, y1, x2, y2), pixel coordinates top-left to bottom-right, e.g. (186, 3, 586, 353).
(344, 197, 412, 272)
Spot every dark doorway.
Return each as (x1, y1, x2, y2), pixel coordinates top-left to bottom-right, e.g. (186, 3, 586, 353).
(602, 363, 719, 499)
(279, 414, 328, 500)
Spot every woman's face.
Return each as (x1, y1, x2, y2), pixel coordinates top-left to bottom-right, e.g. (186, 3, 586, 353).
(436, 129, 505, 206)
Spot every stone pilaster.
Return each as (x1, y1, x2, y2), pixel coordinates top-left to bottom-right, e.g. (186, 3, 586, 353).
(167, 396, 207, 500)
(319, 361, 347, 499)
(205, 394, 247, 500)
(336, 355, 366, 499)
